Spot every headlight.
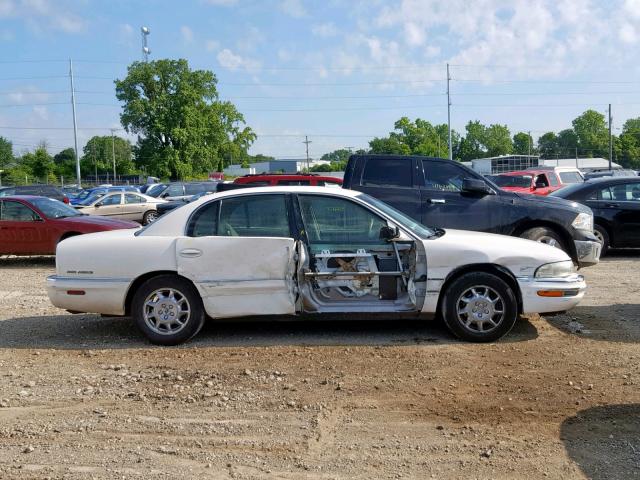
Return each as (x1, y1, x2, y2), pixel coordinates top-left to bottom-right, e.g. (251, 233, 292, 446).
(535, 260, 576, 278)
(571, 212, 593, 232)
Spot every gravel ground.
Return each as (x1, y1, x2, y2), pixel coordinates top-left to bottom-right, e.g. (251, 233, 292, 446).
(0, 254, 639, 479)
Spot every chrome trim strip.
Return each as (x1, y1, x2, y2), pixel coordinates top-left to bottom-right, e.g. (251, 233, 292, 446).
(47, 275, 132, 283)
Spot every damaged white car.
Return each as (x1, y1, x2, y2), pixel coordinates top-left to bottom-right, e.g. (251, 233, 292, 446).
(47, 187, 586, 345)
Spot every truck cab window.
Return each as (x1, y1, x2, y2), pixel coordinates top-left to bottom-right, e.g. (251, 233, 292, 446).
(423, 162, 466, 192)
(362, 158, 412, 188)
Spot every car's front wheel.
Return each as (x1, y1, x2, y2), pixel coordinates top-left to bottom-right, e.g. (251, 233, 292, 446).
(520, 226, 567, 252)
(132, 275, 205, 345)
(441, 272, 518, 342)
(142, 210, 158, 225)
(593, 224, 610, 256)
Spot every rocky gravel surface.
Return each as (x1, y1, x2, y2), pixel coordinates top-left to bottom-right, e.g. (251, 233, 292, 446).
(0, 254, 639, 479)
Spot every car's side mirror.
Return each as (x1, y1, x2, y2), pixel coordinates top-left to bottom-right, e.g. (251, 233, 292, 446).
(94, 202, 102, 208)
(462, 178, 493, 195)
(379, 225, 400, 241)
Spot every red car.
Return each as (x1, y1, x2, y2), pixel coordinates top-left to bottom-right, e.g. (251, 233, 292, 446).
(233, 173, 343, 187)
(487, 169, 565, 196)
(0, 196, 139, 255)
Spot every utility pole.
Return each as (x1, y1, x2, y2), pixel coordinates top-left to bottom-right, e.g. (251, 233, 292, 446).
(141, 27, 151, 62)
(111, 128, 117, 184)
(69, 58, 81, 187)
(303, 136, 312, 172)
(446, 63, 452, 160)
(575, 147, 578, 168)
(608, 103, 613, 170)
(527, 130, 531, 158)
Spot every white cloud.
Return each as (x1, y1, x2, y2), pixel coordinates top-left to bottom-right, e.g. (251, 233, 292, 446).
(217, 48, 261, 73)
(279, 0, 306, 18)
(0, 0, 14, 17)
(619, 22, 638, 43)
(7, 86, 49, 104)
(180, 25, 194, 43)
(205, 39, 220, 51)
(312, 22, 338, 37)
(32, 106, 48, 121)
(1, 0, 87, 34)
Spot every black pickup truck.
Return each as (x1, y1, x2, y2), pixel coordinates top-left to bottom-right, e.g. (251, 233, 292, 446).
(342, 154, 601, 267)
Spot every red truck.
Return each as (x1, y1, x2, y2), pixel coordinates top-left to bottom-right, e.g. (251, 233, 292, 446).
(487, 167, 584, 196)
(233, 173, 343, 187)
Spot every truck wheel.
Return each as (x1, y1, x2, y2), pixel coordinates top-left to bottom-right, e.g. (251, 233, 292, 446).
(132, 274, 205, 345)
(441, 272, 518, 343)
(520, 227, 567, 252)
(142, 210, 158, 225)
(593, 224, 610, 256)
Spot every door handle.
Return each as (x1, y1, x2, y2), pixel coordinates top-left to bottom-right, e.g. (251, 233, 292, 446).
(605, 203, 619, 208)
(428, 198, 446, 204)
(179, 248, 202, 258)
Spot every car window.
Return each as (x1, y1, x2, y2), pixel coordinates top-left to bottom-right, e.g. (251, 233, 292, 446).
(298, 194, 387, 244)
(277, 180, 311, 186)
(362, 158, 412, 188)
(244, 180, 270, 186)
(424, 161, 467, 192)
(548, 173, 559, 187)
(0, 200, 40, 221)
(559, 171, 583, 184)
(166, 184, 184, 196)
(609, 183, 640, 201)
(187, 201, 219, 237)
(598, 187, 613, 200)
(125, 193, 144, 204)
(184, 183, 211, 195)
(218, 194, 290, 237)
(534, 174, 549, 187)
(99, 194, 122, 206)
(31, 197, 81, 218)
(0, 188, 15, 197)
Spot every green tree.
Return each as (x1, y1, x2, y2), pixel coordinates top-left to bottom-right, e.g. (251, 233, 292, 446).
(321, 148, 351, 164)
(484, 124, 513, 157)
(0, 136, 13, 171)
(369, 117, 454, 158)
(538, 132, 558, 158)
(616, 117, 640, 168)
(457, 120, 486, 161)
(20, 145, 55, 182)
(572, 109, 609, 158)
(557, 129, 578, 157)
(513, 132, 534, 155)
(53, 148, 78, 180)
(115, 59, 256, 179)
(82, 135, 135, 177)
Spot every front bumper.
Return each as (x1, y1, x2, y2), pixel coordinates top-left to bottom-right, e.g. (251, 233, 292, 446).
(518, 274, 587, 314)
(574, 239, 601, 268)
(46, 275, 130, 316)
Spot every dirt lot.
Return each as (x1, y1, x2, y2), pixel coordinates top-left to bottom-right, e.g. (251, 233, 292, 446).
(0, 255, 639, 479)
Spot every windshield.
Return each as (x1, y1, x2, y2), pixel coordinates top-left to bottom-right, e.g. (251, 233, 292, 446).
(487, 175, 532, 188)
(356, 193, 435, 239)
(31, 197, 82, 218)
(146, 184, 166, 197)
(549, 183, 586, 198)
(78, 193, 106, 205)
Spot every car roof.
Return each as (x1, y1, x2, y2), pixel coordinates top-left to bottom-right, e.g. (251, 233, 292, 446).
(585, 176, 640, 184)
(495, 170, 536, 176)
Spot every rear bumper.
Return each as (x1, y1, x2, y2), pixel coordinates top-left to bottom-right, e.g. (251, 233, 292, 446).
(46, 275, 130, 316)
(574, 239, 601, 268)
(517, 274, 586, 314)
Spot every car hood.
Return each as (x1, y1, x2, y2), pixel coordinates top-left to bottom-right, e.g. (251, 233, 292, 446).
(507, 191, 591, 214)
(500, 186, 533, 194)
(426, 228, 570, 278)
(58, 215, 139, 229)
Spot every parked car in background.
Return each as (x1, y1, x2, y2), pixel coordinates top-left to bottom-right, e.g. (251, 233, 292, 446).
(583, 169, 637, 180)
(0, 196, 138, 255)
(342, 154, 600, 267)
(47, 186, 586, 345)
(147, 182, 217, 201)
(526, 166, 584, 185)
(156, 191, 214, 217)
(233, 173, 343, 187)
(550, 177, 640, 254)
(0, 185, 70, 204)
(70, 185, 140, 205)
(487, 169, 559, 195)
(75, 191, 166, 225)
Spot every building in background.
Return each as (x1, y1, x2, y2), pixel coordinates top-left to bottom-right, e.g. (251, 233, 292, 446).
(538, 157, 621, 172)
(465, 155, 540, 175)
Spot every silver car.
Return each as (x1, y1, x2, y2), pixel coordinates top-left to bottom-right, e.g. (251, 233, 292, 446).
(76, 192, 166, 225)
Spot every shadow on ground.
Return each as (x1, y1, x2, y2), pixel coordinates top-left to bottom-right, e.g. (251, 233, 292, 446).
(0, 313, 537, 349)
(561, 404, 640, 480)
(545, 304, 640, 343)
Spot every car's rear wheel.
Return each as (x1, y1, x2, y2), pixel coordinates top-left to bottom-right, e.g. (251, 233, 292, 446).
(142, 210, 158, 225)
(132, 275, 205, 345)
(593, 224, 610, 256)
(520, 226, 567, 252)
(441, 272, 518, 342)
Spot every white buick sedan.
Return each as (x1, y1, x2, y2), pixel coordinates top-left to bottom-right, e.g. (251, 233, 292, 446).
(47, 187, 586, 345)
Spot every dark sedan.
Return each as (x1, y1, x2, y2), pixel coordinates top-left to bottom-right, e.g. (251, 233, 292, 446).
(551, 177, 640, 254)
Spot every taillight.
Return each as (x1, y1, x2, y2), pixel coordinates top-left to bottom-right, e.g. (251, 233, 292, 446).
(63, 197, 70, 204)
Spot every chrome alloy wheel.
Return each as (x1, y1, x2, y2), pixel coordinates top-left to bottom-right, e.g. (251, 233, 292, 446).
(144, 211, 158, 224)
(456, 286, 505, 333)
(593, 229, 605, 245)
(143, 288, 191, 335)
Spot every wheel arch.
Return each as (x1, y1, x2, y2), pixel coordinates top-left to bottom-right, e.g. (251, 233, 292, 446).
(124, 270, 198, 316)
(511, 220, 576, 262)
(58, 231, 82, 242)
(436, 263, 523, 316)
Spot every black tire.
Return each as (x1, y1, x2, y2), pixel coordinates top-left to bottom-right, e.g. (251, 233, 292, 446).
(142, 210, 158, 225)
(132, 274, 205, 345)
(441, 272, 518, 343)
(593, 224, 610, 256)
(520, 226, 567, 252)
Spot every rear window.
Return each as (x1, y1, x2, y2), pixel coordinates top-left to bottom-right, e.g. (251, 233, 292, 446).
(362, 158, 412, 188)
(559, 171, 583, 184)
(184, 183, 213, 195)
(488, 175, 532, 188)
(277, 180, 311, 186)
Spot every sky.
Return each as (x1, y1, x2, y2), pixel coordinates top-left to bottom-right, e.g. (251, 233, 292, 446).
(1, 0, 640, 160)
